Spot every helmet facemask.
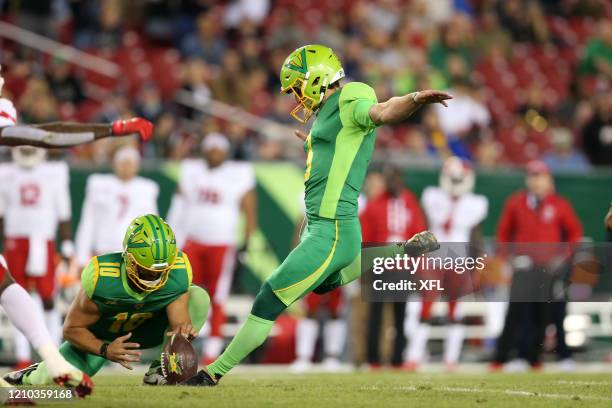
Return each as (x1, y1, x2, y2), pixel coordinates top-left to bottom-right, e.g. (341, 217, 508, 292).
(124, 251, 172, 293)
(282, 76, 325, 123)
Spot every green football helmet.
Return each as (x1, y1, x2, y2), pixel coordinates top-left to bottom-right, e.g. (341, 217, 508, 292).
(122, 214, 178, 293)
(280, 44, 345, 123)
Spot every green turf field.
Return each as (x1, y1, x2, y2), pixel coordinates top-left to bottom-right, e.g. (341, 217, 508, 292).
(13, 370, 612, 408)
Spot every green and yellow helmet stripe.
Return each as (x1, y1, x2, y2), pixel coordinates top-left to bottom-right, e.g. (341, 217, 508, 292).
(143, 214, 161, 260)
(284, 47, 308, 74)
(151, 214, 168, 260)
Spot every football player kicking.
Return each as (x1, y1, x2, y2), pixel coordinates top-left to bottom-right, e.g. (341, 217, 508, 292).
(3, 214, 210, 388)
(0, 65, 153, 401)
(183, 44, 450, 386)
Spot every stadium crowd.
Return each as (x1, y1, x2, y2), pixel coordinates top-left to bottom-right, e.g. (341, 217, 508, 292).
(0, 0, 610, 168)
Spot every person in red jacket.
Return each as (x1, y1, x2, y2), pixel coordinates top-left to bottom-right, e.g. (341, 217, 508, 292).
(492, 160, 583, 371)
(361, 166, 427, 368)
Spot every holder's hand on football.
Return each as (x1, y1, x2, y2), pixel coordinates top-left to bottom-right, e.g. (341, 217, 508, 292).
(107, 332, 141, 370)
(167, 323, 197, 341)
(111, 118, 153, 141)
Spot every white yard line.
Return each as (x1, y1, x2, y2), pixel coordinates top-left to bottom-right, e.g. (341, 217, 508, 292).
(555, 380, 611, 386)
(361, 385, 612, 402)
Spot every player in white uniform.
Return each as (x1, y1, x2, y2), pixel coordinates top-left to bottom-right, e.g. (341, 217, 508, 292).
(0, 64, 153, 399)
(75, 146, 159, 266)
(0, 147, 74, 370)
(405, 156, 488, 371)
(168, 133, 257, 363)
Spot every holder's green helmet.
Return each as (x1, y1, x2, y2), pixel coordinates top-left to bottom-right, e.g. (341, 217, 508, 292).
(280, 44, 345, 123)
(122, 214, 177, 293)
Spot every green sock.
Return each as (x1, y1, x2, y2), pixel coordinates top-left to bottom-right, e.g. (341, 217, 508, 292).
(207, 313, 274, 377)
(23, 362, 50, 385)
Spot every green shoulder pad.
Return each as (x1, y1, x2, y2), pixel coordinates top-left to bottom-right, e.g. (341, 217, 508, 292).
(167, 251, 191, 292)
(81, 257, 100, 299)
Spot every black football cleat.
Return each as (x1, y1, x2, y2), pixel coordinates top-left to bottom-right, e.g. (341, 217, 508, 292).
(3, 364, 39, 386)
(403, 231, 440, 257)
(180, 369, 219, 386)
(143, 360, 167, 386)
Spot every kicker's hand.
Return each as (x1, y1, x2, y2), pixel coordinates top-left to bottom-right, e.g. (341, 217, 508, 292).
(414, 90, 453, 107)
(106, 332, 141, 370)
(111, 118, 153, 141)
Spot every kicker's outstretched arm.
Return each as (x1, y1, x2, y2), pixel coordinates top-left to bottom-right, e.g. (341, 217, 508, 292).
(369, 90, 453, 125)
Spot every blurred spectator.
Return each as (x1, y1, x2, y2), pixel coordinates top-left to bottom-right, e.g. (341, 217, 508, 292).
(580, 20, 612, 78)
(582, 90, 612, 165)
(45, 59, 84, 105)
(143, 112, 180, 159)
(239, 37, 265, 73)
(542, 127, 591, 172)
(474, 11, 513, 58)
(363, 0, 401, 33)
(74, 0, 123, 50)
(211, 50, 248, 107)
(433, 80, 490, 158)
(428, 16, 473, 77)
(498, 0, 549, 43)
(14, 0, 62, 39)
(266, 9, 307, 50)
(18, 78, 59, 124)
(475, 136, 503, 169)
(180, 11, 228, 65)
(224, 0, 270, 28)
(134, 83, 165, 123)
(96, 92, 131, 123)
(395, 128, 441, 167)
(178, 59, 212, 120)
(315, 14, 348, 53)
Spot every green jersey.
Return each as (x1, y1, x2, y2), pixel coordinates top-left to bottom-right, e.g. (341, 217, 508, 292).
(304, 82, 378, 220)
(80, 251, 193, 349)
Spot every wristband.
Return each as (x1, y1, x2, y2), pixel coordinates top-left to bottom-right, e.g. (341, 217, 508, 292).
(99, 342, 109, 359)
(412, 92, 421, 104)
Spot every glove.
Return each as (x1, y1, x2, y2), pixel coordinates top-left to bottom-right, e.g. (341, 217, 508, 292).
(112, 118, 153, 141)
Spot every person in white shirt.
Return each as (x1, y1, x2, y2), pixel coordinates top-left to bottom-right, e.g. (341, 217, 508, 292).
(0, 146, 74, 369)
(168, 133, 257, 363)
(75, 146, 159, 267)
(405, 156, 488, 371)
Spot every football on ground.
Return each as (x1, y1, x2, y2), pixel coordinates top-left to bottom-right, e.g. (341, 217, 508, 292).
(161, 334, 198, 385)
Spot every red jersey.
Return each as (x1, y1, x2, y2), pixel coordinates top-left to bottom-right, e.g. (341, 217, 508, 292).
(497, 190, 582, 244)
(360, 190, 427, 242)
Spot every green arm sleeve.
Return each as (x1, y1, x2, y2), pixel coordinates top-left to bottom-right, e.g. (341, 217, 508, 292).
(81, 257, 98, 298)
(339, 82, 378, 129)
(352, 99, 376, 128)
